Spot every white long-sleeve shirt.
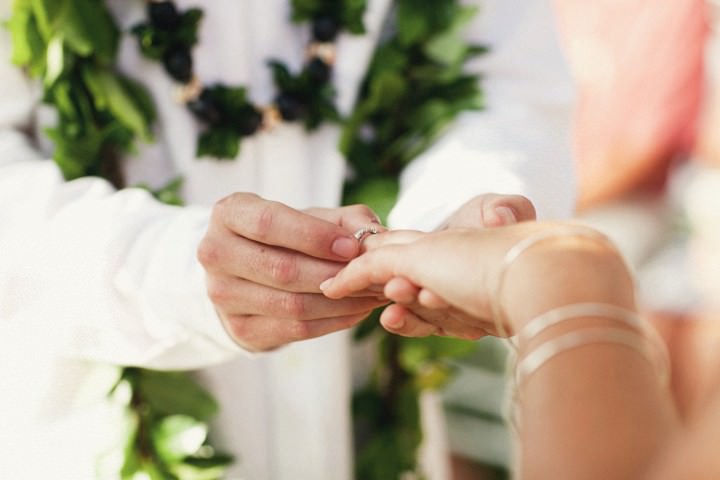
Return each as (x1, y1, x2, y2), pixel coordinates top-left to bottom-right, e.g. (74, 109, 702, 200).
(0, 0, 575, 478)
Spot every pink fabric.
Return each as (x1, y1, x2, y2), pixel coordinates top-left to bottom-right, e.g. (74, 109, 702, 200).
(554, 0, 707, 207)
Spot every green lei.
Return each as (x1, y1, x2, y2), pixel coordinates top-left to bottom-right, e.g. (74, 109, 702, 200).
(8, 0, 485, 478)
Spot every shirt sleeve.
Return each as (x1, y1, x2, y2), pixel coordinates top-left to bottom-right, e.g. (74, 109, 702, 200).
(389, 0, 577, 231)
(0, 15, 241, 370)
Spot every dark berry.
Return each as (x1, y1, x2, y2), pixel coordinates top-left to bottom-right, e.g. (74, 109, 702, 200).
(312, 16, 340, 42)
(276, 93, 306, 121)
(148, 2, 181, 30)
(236, 106, 263, 136)
(187, 89, 221, 124)
(163, 45, 193, 83)
(306, 57, 331, 83)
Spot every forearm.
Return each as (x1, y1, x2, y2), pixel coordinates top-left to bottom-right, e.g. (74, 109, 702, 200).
(501, 238, 679, 479)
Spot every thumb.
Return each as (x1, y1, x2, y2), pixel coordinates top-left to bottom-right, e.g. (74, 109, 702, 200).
(484, 205, 518, 227)
(483, 195, 536, 227)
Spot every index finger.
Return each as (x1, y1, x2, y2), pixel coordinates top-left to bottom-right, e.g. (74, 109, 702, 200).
(320, 245, 409, 298)
(360, 229, 426, 253)
(215, 193, 360, 261)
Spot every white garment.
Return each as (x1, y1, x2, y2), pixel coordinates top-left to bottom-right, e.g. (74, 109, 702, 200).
(0, 0, 575, 478)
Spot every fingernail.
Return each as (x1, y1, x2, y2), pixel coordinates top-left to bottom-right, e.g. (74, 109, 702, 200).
(494, 206, 517, 225)
(319, 278, 333, 291)
(331, 236, 357, 258)
(385, 316, 404, 329)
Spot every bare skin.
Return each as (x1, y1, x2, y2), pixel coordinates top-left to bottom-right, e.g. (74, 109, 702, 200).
(197, 192, 387, 351)
(198, 192, 535, 351)
(322, 223, 681, 479)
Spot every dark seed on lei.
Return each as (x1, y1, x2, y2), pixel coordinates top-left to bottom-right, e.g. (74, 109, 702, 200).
(312, 15, 340, 42)
(163, 45, 193, 83)
(276, 93, 307, 121)
(187, 89, 222, 124)
(306, 57, 331, 83)
(148, 1, 181, 30)
(236, 107, 263, 136)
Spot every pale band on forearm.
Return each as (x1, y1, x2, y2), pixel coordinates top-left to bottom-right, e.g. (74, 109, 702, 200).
(491, 225, 620, 345)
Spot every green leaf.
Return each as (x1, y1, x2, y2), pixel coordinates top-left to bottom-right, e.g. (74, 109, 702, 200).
(366, 71, 407, 111)
(45, 123, 108, 179)
(343, 176, 398, 224)
(155, 176, 185, 206)
(424, 6, 477, 65)
(118, 75, 157, 128)
(396, 0, 430, 45)
(137, 176, 185, 206)
(44, 34, 65, 86)
(62, 0, 119, 61)
(137, 370, 219, 421)
(152, 415, 208, 462)
(290, 0, 322, 21)
(175, 8, 204, 48)
(203, 84, 249, 114)
(135, 459, 167, 480)
(8, 0, 47, 75)
(367, 43, 407, 77)
(197, 127, 241, 159)
(340, 0, 367, 33)
(170, 455, 234, 480)
(83, 68, 153, 141)
(118, 411, 142, 479)
(267, 60, 297, 92)
(130, 24, 167, 60)
(353, 307, 383, 341)
(30, 0, 63, 41)
(32, 0, 119, 60)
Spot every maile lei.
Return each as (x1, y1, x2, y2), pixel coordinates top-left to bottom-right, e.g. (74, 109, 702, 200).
(8, 0, 485, 478)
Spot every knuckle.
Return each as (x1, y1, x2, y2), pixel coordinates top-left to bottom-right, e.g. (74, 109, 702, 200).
(287, 321, 311, 341)
(342, 203, 363, 212)
(205, 277, 230, 305)
(214, 192, 260, 226)
(224, 316, 251, 342)
(215, 192, 244, 215)
(279, 292, 306, 319)
(249, 203, 276, 240)
(268, 252, 299, 286)
(197, 238, 222, 268)
(345, 203, 376, 219)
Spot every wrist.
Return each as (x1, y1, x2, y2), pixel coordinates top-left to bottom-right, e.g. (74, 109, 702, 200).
(499, 234, 635, 333)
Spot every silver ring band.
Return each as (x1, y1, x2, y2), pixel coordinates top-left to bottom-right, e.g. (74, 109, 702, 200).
(353, 225, 380, 243)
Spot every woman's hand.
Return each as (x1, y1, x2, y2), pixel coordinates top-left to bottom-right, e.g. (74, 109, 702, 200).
(367, 193, 537, 338)
(321, 222, 635, 339)
(321, 228, 512, 338)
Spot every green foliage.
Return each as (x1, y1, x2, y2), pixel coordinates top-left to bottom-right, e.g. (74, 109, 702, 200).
(9, 0, 154, 182)
(197, 127, 241, 159)
(113, 368, 233, 480)
(131, 8, 203, 60)
(341, 2, 486, 478)
(343, 176, 399, 224)
(136, 176, 185, 206)
(268, 60, 341, 130)
(341, 0, 485, 182)
(290, 0, 367, 33)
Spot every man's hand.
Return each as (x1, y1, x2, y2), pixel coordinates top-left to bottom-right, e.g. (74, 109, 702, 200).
(368, 193, 536, 338)
(197, 192, 388, 352)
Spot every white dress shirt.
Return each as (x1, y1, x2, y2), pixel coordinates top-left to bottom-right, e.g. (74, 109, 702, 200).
(0, 0, 575, 478)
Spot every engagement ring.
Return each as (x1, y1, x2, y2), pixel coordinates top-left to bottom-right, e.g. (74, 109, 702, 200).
(353, 225, 380, 244)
